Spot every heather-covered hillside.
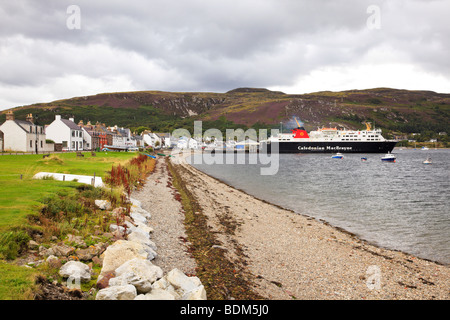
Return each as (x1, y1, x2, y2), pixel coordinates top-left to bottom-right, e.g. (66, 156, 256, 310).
(1, 88, 449, 135)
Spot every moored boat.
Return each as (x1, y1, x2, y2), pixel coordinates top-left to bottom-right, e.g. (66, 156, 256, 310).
(381, 152, 396, 162)
(262, 118, 397, 153)
(331, 153, 344, 159)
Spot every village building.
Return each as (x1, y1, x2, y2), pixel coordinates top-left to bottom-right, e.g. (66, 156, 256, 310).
(78, 120, 100, 151)
(0, 111, 53, 153)
(131, 133, 144, 148)
(46, 115, 83, 151)
(0, 130, 3, 152)
(142, 131, 172, 148)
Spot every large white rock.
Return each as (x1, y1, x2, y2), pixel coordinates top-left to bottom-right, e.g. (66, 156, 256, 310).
(95, 200, 111, 210)
(59, 261, 91, 282)
(130, 212, 148, 224)
(167, 268, 202, 293)
(132, 222, 154, 237)
(127, 231, 157, 251)
(129, 197, 142, 206)
(98, 240, 150, 282)
(135, 289, 176, 300)
(150, 269, 207, 300)
(182, 285, 207, 300)
(96, 285, 137, 300)
(111, 258, 163, 293)
(152, 276, 181, 299)
(131, 206, 152, 219)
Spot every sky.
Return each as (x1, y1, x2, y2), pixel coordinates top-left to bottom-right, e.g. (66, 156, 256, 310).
(1, 0, 449, 111)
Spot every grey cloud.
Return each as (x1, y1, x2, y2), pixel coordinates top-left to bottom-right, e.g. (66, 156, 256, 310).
(0, 0, 448, 110)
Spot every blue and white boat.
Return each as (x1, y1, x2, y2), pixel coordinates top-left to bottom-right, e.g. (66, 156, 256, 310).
(381, 152, 396, 162)
(331, 152, 344, 159)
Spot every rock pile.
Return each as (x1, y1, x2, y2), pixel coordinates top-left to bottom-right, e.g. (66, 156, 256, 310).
(28, 197, 206, 300)
(93, 197, 206, 300)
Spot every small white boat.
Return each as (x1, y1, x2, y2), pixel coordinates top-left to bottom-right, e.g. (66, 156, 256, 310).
(421, 146, 429, 150)
(423, 157, 432, 164)
(331, 152, 344, 159)
(381, 153, 396, 162)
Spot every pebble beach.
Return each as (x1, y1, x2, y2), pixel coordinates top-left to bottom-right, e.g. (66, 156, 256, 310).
(132, 156, 450, 300)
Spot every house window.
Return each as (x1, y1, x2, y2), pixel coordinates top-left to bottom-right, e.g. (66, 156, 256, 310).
(30, 140, 33, 148)
(72, 131, 75, 137)
(72, 141, 75, 149)
(40, 141, 43, 148)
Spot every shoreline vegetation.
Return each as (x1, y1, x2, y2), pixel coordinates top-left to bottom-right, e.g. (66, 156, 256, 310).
(0, 151, 448, 300)
(0, 152, 153, 299)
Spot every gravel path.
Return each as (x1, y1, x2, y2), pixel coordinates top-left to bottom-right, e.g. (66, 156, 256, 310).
(134, 156, 450, 300)
(132, 158, 197, 276)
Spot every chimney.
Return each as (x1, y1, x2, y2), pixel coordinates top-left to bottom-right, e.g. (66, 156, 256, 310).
(55, 115, 61, 121)
(26, 113, 34, 124)
(69, 117, 75, 122)
(78, 120, 84, 127)
(5, 110, 14, 121)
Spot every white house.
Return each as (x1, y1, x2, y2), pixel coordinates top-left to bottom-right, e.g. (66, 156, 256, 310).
(130, 134, 144, 148)
(117, 127, 133, 146)
(0, 111, 52, 153)
(0, 130, 3, 152)
(81, 127, 94, 150)
(154, 133, 171, 148)
(189, 138, 199, 149)
(176, 136, 188, 149)
(46, 115, 83, 151)
(142, 132, 160, 148)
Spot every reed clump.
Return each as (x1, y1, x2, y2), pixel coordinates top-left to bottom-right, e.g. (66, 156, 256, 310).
(104, 154, 155, 197)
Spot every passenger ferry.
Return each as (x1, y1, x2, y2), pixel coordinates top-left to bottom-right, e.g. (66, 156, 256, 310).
(262, 118, 397, 153)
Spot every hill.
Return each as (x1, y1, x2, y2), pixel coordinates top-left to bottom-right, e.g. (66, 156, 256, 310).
(1, 87, 449, 135)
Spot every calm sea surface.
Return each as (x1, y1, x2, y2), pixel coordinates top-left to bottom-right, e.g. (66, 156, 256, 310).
(190, 149, 450, 265)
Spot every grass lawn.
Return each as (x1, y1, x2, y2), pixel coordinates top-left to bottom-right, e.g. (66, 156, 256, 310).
(0, 151, 136, 299)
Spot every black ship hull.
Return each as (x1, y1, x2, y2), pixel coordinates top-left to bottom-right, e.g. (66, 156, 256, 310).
(263, 140, 397, 153)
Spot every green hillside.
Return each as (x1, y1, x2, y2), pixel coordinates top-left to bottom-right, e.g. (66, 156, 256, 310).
(1, 88, 449, 136)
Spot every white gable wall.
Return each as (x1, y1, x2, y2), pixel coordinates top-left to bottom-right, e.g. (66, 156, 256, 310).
(0, 121, 27, 151)
(46, 116, 83, 151)
(0, 120, 47, 152)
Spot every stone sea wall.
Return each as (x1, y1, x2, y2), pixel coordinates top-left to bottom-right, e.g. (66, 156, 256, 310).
(46, 197, 206, 300)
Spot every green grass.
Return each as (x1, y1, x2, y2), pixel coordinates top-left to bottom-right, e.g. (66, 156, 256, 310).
(0, 151, 136, 299)
(0, 152, 134, 233)
(0, 262, 38, 300)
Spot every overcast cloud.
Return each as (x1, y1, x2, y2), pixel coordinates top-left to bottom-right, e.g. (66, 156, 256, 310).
(0, 0, 449, 110)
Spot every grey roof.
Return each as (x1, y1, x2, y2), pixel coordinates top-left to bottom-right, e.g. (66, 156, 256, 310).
(61, 119, 81, 130)
(13, 120, 39, 133)
(155, 132, 171, 138)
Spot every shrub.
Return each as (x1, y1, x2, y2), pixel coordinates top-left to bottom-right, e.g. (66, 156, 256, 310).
(0, 230, 31, 260)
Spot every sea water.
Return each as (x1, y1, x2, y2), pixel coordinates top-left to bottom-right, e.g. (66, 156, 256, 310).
(190, 149, 450, 265)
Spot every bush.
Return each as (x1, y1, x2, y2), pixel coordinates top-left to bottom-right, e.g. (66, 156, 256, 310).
(0, 230, 31, 260)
